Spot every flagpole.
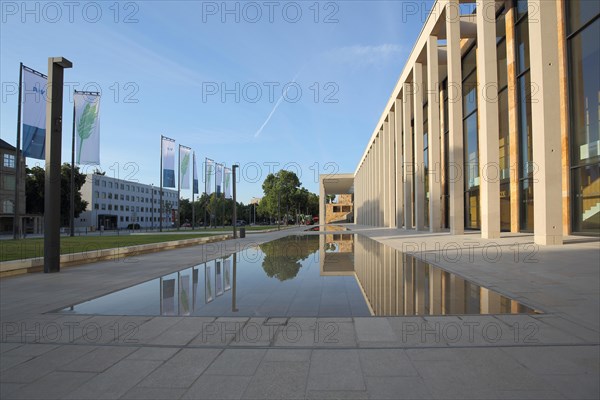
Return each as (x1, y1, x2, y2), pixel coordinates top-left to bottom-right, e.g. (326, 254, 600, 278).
(192, 152, 195, 230)
(160, 135, 163, 232)
(13, 63, 23, 240)
(70, 90, 76, 237)
(177, 144, 181, 231)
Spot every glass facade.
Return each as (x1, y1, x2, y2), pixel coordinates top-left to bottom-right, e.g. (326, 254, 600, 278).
(462, 46, 480, 229)
(567, 1, 600, 234)
(423, 103, 429, 228)
(516, 1, 533, 232)
(497, 10, 511, 232)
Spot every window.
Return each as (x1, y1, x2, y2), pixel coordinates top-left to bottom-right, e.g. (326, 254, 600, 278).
(120, 205, 124, 211)
(108, 182, 113, 188)
(101, 204, 106, 210)
(3, 153, 15, 168)
(108, 204, 112, 211)
(567, 1, 600, 233)
(515, 0, 533, 232)
(2, 175, 15, 190)
(120, 184, 124, 190)
(126, 206, 130, 211)
(102, 180, 106, 187)
(120, 194, 124, 200)
(95, 191, 99, 198)
(94, 204, 99, 210)
(108, 193, 112, 199)
(3, 200, 14, 213)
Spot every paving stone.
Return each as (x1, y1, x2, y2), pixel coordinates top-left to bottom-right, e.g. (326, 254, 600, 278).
(243, 361, 309, 399)
(365, 376, 433, 399)
(313, 321, 357, 347)
(9, 371, 96, 399)
(138, 348, 221, 388)
(0, 355, 32, 372)
(501, 345, 599, 375)
(0, 345, 95, 383)
(64, 359, 162, 399)
(264, 349, 311, 362)
(204, 349, 266, 376)
(188, 319, 246, 346)
(0, 343, 22, 353)
(354, 318, 397, 342)
(230, 318, 278, 346)
(308, 350, 365, 391)
(121, 387, 187, 399)
(146, 317, 214, 346)
(58, 346, 137, 372)
(540, 372, 600, 400)
(182, 375, 252, 399)
(127, 346, 179, 361)
(2, 344, 58, 357)
(0, 383, 24, 400)
(358, 349, 419, 377)
(305, 389, 369, 399)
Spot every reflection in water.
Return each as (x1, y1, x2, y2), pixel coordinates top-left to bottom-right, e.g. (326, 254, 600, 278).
(352, 235, 535, 316)
(61, 235, 537, 317)
(260, 236, 320, 281)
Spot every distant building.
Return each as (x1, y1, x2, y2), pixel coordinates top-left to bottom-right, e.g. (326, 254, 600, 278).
(0, 139, 25, 234)
(76, 173, 178, 230)
(326, 194, 353, 224)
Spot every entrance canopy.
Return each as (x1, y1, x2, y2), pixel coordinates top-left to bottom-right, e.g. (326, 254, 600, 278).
(319, 173, 354, 225)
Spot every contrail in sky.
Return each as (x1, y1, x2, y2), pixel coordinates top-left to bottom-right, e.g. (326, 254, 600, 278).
(254, 72, 300, 139)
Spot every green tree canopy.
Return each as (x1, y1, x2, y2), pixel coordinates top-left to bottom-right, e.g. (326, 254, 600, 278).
(25, 163, 88, 226)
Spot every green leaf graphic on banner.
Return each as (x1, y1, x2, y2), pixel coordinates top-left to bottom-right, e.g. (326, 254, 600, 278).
(77, 102, 98, 163)
(181, 152, 190, 179)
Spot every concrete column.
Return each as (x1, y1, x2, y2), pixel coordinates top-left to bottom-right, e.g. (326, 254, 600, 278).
(413, 63, 425, 231)
(403, 84, 413, 229)
(505, 5, 520, 233)
(477, 0, 501, 239)
(388, 110, 397, 228)
(319, 176, 326, 226)
(378, 133, 383, 226)
(427, 35, 442, 232)
(528, 0, 563, 245)
(395, 99, 404, 228)
(446, 0, 465, 234)
(383, 121, 390, 227)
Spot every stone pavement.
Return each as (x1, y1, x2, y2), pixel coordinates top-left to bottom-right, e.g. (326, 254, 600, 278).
(1, 226, 598, 399)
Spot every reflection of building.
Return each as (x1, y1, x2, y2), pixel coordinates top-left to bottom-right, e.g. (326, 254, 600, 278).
(76, 173, 178, 230)
(319, 234, 355, 276)
(352, 235, 534, 316)
(322, 1, 600, 243)
(326, 194, 354, 224)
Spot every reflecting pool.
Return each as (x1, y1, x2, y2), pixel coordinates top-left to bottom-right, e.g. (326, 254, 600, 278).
(58, 235, 538, 317)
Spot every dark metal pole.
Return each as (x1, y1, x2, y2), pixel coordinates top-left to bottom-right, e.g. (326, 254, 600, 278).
(44, 57, 72, 273)
(69, 95, 75, 237)
(159, 135, 163, 232)
(177, 144, 181, 231)
(231, 252, 238, 312)
(232, 165, 238, 238)
(151, 184, 154, 231)
(13, 63, 23, 240)
(192, 153, 195, 230)
(277, 189, 281, 231)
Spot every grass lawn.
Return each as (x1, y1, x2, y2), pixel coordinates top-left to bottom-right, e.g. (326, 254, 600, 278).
(0, 233, 217, 262)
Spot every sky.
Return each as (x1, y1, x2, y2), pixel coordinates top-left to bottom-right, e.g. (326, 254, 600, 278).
(0, 0, 435, 203)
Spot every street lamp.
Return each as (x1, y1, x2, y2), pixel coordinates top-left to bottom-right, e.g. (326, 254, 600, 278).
(151, 184, 154, 231)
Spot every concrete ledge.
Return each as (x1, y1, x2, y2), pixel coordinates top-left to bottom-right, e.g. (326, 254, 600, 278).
(0, 234, 231, 278)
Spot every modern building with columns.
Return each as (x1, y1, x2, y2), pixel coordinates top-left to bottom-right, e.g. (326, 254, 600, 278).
(338, 0, 599, 245)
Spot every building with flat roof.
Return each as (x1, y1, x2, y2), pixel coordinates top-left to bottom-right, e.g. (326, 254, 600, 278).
(0, 139, 25, 234)
(76, 173, 178, 230)
(320, 0, 599, 244)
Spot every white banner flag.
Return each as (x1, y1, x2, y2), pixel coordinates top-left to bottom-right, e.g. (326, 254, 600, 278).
(162, 137, 176, 188)
(21, 66, 47, 160)
(74, 92, 101, 164)
(224, 167, 232, 199)
(215, 163, 223, 196)
(193, 152, 199, 194)
(205, 158, 214, 195)
(179, 145, 191, 190)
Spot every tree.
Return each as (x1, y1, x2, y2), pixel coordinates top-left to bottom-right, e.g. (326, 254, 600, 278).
(260, 236, 320, 281)
(25, 163, 88, 226)
(261, 170, 301, 221)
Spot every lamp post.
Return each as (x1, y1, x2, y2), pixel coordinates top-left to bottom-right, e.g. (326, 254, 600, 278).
(44, 57, 72, 274)
(151, 184, 154, 231)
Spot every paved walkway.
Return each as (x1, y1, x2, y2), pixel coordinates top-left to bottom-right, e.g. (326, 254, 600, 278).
(1, 226, 598, 399)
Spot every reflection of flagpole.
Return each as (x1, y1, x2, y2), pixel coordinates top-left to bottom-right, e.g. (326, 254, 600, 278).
(232, 253, 238, 312)
(13, 63, 23, 240)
